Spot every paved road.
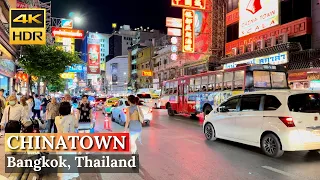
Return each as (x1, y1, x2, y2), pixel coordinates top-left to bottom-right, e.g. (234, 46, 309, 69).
(83, 109, 320, 180)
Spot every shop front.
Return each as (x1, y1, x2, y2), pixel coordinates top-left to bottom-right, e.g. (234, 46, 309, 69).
(288, 69, 320, 90)
(0, 59, 15, 94)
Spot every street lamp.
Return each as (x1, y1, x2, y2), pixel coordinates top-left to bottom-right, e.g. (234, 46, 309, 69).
(74, 16, 81, 24)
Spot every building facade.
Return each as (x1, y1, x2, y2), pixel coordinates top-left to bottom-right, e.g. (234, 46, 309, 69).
(222, 0, 320, 90)
(136, 46, 153, 88)
(106, 55, 128, 96)
(0, 0, 19, 94)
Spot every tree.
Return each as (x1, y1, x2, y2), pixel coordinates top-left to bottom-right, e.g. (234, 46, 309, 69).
(18, 45, 83, 94)
(47, 76, 67, 92)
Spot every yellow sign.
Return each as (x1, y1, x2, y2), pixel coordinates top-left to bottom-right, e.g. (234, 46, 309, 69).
(10, 9, 46, 45)
(100, 63, 105, 71)
(55, 37, 75, 43)
(142, 70, 153, 77)
(60, 73, 75, 79)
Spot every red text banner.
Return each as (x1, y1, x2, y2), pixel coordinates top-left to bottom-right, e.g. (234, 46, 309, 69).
(51, 27, 84, 39)
(182, 9, 195, 53)
(87, 44, 101, 74)
(5, 133, 130, 152)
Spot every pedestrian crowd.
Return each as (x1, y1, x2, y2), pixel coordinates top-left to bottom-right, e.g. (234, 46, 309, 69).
(0, 90, 94, 135)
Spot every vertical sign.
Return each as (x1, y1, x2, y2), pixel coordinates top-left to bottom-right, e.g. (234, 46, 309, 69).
(111, 63, 118, 84)
(182, 9, 195, 53)
(87, 44, 101, 74)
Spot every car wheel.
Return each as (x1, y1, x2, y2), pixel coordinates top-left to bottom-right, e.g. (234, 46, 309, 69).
(167, 104, 175, 116)
(261, 133, 284, 158)
(204, 123, 216, 141)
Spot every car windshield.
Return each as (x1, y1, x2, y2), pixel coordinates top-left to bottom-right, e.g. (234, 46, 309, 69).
(108, 100, 116, 103)
(137, 94, 151, 98)
(288, 93, 320, 113)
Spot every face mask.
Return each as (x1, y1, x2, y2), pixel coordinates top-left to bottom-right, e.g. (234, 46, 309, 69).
(9, 101, 16, 106)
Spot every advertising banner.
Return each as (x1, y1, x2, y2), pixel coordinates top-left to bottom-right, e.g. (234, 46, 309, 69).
(66, 64, 84, 73)
(223, 51, 288, 69)
(166, 17, 182, 28)
(87, 44, 101, 74)
(51, 27, 84, 39)
(0, 59, 15, 77)
(239, 0, 279, 37)
(111, 63, 118, 84)
(61, 19, 73, 29)
(171, 0, 206, 10)
(167, 28, 182, 36)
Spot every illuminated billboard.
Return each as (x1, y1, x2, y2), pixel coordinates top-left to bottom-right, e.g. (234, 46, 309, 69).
(167, 28, 182, 36)
(171, 0, 206, 10)
(239, 0, 279, 37)
(166, 17, 182, 28)
(61, 19, 73, 29)
(51, 27, 84, 39)
(182, 9, 195, 53)
(87, 44, 100, 74)
(142, 70, 153, 77)
(55, 37, 75, 43)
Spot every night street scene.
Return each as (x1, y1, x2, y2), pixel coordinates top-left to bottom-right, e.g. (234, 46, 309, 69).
(0, 0, 320, 180)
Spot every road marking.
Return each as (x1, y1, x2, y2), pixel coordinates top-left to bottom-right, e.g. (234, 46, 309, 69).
(261, 166, 299, 179)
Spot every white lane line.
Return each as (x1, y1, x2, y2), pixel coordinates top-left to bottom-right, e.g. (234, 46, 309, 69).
(261, 166, 299, 179)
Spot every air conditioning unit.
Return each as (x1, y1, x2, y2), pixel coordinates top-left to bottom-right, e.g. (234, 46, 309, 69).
(232, 47, 238, 56)
(278, 33, 288, 44)
(266, 36, 276, 47)
(247, 42, 255, 52)
(256, 39, 265, 50)
(239, 45, 246, 54)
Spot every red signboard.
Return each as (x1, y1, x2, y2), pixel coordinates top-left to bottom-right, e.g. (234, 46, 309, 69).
(226, 9, 239, 26)
(171, 0, 206, 10)
(182, 9, 195, 53)
(225, 17, 312, 55)
(51, 27, 84, 39)
(87, 44, 101, 74)
(288, 72, 308, 81)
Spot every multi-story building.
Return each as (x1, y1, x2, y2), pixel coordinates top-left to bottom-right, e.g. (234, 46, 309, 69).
(0, 0, 19, 94)
(106, 55, 128, 95)
(221, 0, 320, 90)
(136, 46, 154, 88)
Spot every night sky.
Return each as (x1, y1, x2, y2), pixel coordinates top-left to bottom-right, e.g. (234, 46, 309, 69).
(44, 0, 182, 33)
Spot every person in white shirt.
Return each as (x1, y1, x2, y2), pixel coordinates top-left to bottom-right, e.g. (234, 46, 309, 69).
(55, 102, 78, 133)
(0, 95, 25, 133)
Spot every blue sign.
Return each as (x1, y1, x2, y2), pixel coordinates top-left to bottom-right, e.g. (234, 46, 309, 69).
(66, 64, 84, 72)
(171, 45, 178, 53)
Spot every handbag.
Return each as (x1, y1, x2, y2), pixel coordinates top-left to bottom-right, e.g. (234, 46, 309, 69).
(136, 106, 144, 124)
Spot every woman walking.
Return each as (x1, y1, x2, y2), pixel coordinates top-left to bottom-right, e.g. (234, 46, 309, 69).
(55, 102, 79, 179)
(124, 95, 144, 155)
(0, 95, 25, 133)
(46, 97, 59, 133)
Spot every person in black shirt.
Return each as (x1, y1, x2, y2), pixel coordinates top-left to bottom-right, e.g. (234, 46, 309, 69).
(41, 95, 48, 117)
(77, 95, 92, 123)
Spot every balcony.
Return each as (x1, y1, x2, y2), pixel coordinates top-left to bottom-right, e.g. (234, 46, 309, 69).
(131, 69, 137, 74)
(131, 59, 137, 65)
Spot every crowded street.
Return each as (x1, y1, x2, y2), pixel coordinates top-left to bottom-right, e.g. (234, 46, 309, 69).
(27, 109, 318, 180)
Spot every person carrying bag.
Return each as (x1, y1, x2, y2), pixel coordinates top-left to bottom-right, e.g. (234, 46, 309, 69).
(1, 95, 25, 133)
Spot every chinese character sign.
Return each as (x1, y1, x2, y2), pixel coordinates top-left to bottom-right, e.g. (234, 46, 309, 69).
(182, 9, 195, 53)
(171, 0, 206, 10)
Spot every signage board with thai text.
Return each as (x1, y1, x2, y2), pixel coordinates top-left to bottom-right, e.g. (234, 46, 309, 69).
(66, 64, 84, 73)
(166, 17, 182, 28)
(182, 9, 195, 53)
(288, 72, 308, 81)
(223, 51, 288, 69)
(51, 27, 84, 39)
(142, 70, 153, 77)
(171, 0, 206, 10)
(239, 0, 279, 37)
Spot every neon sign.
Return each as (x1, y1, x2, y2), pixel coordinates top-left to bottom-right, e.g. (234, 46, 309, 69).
(142, 70, 153, 77)
(51, 27, 84, 39)
(182, 9, 195, 53)
(171, 0, 206, 10)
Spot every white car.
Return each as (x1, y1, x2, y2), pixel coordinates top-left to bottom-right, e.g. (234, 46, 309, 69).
(111, 99, 153, 126)
(203, 90, 320, 158)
